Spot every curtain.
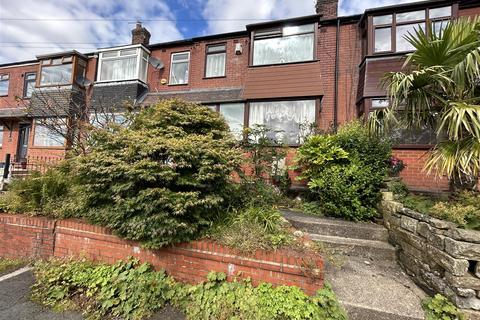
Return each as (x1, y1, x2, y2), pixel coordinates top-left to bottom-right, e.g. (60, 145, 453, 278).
(40, 64, 72, 85)
(219, 103, 244, 139)
(34, 121, 65, 147)
(249, 100, 316, 144)
(206, 53, 226, 77)
(100, 56, 137, 81)
(253, 33, 314, 65)
(170, 61, 189, 84)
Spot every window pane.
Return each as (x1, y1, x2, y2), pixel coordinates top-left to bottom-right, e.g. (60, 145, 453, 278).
(24, 74, 36, 98)
(372, 99, 389, 109)
(0, 79, 9, 96)
(100, 56, 137, 81)
(249, 100, 316, 145)
(374, 27, 391, 52)
(40, 64, 72, 85)
(170, 61, 189, 84)
(34, 120, 66, 147)
(433, 20, 449, 37)
(205, 52, 226, 77)
(219, 103, 244, 139)
(102, 51, 118, 58)
(90, 113, 127, 128)
(396, 23, 425, 52)
(253, 33, 314, 65)
(373, 15, 392, 25)
(0, 126, 3, 147)
(172, 53, 189, 61)
(396, 10, 425, 22)
(430, 6, 451, 19)
(62, 56, 73, 63)
(51, 58, 63, 65)
(207, 44, 226, 53)
(139, 57, 148, 82)
(120, 48, 137, 56)
(283, 24, 314, 36)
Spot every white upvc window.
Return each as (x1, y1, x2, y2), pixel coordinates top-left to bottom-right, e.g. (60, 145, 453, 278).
(97, 46, 149, 82)
(33, 118, 66, 147)
(169, 52, 190, 85)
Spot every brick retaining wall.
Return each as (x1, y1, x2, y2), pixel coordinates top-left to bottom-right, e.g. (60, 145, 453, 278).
(380, 199, 480, 310)
(0, 214, 323, 295)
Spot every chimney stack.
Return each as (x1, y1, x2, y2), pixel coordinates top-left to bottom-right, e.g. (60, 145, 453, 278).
(315, 0, 338, 19)
(131, 22, 151, 46)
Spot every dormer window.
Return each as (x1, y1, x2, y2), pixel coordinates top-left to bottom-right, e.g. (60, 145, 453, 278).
(252, 23, 315, 66)
(39, 57, 73, 86)
(372, 5, 452, 54)
(97, 46, 149, 82)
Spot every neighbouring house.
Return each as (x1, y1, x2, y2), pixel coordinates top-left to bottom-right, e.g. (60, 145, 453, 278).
(0, 0, 478, 192)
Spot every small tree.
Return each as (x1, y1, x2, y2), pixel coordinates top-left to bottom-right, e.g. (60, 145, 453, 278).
(67, 99, 241, 248)
(370, 17, 480, 188)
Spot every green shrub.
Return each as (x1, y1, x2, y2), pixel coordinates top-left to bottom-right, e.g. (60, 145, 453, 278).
(423, 294, 465, 320)
(0, 166, 72, 217)
(210, 206, 294, 254)
(387, 180, 409, 200)
(32, 259, 347, 320)
(295, 121, 391, 221)
(430, 191, 480, 229)
(66, 100, 241, 249)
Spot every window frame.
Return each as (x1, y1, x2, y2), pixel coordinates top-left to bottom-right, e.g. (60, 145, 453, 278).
(169, 51, 191, 85)
(250, 22, 318, 67)
(38, 56, 75, 87)
(97, 46, 149, 83)
(0, 125, 4, 147)
(32, 118, 67, 148)
(0, 74, 9, 97)
(23, 72, 37, 98)
(369, 4, 457, 55)
(204, 42, 227, 78)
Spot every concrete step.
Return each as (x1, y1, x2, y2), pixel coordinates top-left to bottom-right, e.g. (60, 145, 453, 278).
(326, 258, 426, 320)
(283, 210, 389, 242)
(310, 233, 397, 261)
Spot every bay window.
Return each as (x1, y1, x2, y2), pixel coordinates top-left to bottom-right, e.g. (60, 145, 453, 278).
(169, 52, 190, 85)
(0, 74, 9, 96)
(205, 44, 226, 78)
(249, 99, 316, 145)
(252, 23, 315, 66)
(372, 5, 452, 54)
(98, 46, 149, 82)
(39, 57, 72, 86)
(33, 119, 66, 147)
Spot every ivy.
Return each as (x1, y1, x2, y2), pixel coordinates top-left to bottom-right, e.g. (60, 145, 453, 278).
(32, 259, 348, 320)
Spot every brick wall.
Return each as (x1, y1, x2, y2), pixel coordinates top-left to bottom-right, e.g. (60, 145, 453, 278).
(0, 63, 39, 109)
(0, 214, 324, 295)
(393, 149, 450, 192)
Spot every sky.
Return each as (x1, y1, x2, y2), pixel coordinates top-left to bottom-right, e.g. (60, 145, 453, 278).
(0, 0, 420, 64)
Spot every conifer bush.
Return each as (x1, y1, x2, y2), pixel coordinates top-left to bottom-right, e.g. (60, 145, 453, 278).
(67, 100, 241, 248)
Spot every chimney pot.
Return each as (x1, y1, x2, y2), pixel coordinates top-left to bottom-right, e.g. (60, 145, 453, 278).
(131, 22, 151, 46)
(315, 0, 338, 19)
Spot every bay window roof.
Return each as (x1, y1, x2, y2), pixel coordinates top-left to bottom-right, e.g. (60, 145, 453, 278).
(97, 45, 150, 83)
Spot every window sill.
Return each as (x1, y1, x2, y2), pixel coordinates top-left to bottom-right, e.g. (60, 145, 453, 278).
(203, 76, 226, 80)
(249, 59, 319, 68)
(0, 95, 8, 97)
(168, 83, 189, 86)
(30, 146, 66, 150)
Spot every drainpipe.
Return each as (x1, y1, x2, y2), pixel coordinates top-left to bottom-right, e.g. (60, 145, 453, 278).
(333, 18, 340, 131)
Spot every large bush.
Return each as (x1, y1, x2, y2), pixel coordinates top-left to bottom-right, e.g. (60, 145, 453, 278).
(296, 121, 391, 221)
(66, 100, 241, 248)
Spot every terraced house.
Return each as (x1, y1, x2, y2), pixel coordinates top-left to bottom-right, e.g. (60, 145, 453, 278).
(0, 0, 479, 192)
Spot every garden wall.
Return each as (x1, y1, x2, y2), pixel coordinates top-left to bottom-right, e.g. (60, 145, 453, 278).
(0, 214, 323, 295)
(380, 198, 480, 310)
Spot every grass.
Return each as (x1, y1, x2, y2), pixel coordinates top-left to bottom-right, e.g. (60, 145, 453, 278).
(0, 258, 26, 275)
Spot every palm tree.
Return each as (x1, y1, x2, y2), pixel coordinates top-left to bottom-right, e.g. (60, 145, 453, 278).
(370, 17, 480, 188)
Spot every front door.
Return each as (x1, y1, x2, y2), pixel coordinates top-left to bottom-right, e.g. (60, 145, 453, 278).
(16, 123, 31, 162)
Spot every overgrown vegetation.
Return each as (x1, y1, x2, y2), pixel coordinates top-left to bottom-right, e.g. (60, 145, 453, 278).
(32, 259, 347, 320)
(423, 294, 465, 320)
(295, 121, 391, 221)
(388, 181, 480, 230)
(0, 258, 26, 274)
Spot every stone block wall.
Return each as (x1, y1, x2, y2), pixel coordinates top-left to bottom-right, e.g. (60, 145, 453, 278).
(380, 199, 480, 310)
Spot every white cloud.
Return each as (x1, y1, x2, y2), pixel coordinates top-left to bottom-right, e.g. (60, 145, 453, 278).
(0, 0, 183, 63)
(201, 0, 422, 34)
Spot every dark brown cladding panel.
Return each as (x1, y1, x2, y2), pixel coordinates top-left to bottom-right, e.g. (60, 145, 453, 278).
(359, 55, 405, 98)
(242, 61, 323, 99)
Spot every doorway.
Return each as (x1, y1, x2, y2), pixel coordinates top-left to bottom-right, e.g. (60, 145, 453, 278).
(16, 123, 31, 162)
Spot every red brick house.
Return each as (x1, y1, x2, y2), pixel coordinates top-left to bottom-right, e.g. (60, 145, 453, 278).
(0, 0, 478, 192)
